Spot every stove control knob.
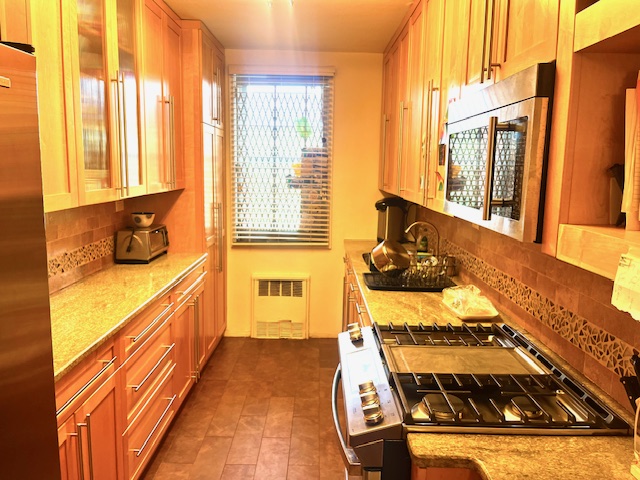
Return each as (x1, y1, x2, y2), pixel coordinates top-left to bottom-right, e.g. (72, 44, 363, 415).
(362, 403, 384, 425)
(358, 380, 376, 394)
(347, 323, 362, 342)
(360, 391, 379, 407)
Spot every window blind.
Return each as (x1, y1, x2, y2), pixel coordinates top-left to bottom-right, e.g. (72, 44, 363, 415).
(230, 73, 334, 246)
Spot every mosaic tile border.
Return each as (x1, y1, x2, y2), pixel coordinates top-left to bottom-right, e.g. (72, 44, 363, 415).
(48, 237, 114, 278)
(442, 239, 635, 378)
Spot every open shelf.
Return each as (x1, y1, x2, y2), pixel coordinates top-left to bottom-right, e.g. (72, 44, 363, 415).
(575, 0, 640, 53)
(557, 224, 640, 279)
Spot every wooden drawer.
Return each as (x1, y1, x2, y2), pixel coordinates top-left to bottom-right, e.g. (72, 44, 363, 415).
(123, 317, 175, 423)
(55, 341, 118, 419)
(121, 293, 173, 358)
(124, 367, 176, 480)
(172, 265, 206, 309)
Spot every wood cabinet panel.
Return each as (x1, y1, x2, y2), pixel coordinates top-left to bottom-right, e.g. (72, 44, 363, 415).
(120, 293, 173, 359)
(123, 318, 174, 422)
(141, 0, 182, 193)
(492, 0, 559, 80)
(30, 0, 79, 212)
(123, 367, 176, 480)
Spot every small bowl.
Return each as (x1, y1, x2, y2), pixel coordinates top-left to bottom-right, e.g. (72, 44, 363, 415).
(131, 212, 155, 228)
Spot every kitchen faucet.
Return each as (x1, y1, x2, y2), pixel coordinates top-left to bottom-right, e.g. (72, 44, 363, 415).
(404, 221, 440, 256)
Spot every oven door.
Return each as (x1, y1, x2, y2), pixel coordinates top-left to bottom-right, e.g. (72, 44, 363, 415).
(444, 96, 549, 243)
(331, 365, 363, 478)
(331, 366, 411, 480)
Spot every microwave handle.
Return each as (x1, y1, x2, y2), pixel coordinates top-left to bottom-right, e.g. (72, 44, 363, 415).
(482, 116, 499, 220)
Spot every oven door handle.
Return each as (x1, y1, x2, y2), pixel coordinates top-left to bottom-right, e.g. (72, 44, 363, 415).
(332, 365, 363, 476)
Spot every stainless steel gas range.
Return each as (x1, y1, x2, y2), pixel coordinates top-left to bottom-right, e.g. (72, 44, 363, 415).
(332, 322, 632, 480)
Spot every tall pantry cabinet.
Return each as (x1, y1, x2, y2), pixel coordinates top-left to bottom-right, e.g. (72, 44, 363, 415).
(181, 20, 227, 359)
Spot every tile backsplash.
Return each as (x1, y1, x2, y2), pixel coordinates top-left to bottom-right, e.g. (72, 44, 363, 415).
(45, 203, 128, 294)
(418, 208, 640, 413)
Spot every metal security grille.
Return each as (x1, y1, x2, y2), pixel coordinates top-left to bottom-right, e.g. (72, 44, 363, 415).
(446, 117, 527, 220)
(230, 74, 334, 245)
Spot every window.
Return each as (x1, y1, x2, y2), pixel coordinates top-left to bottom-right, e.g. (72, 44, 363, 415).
(230, 72, 334, 246)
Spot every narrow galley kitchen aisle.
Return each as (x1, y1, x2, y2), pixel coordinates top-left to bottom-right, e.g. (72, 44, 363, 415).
(143, 337, 349, 479)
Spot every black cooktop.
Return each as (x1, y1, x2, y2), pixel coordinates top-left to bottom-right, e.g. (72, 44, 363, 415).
(373, 323, 632, 434)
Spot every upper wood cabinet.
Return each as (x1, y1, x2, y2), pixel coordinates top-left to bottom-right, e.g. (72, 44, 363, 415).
(141, 0, 184, 194)
(30, 0, 79, 212)
(69, 0, 145, 204)
(202, 33, 225, 128)
(380, 0, 424, 202)
(32, 0, 147, 211)
(422, 0, 444, 208)
(542, 0, 640, 279)
(464, 0, 559, 89)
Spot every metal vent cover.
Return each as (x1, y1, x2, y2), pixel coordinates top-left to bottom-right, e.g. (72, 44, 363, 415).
(258, 279, 304, 297)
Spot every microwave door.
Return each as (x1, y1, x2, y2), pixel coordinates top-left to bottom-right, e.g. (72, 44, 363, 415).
(444, 97, 548, 242)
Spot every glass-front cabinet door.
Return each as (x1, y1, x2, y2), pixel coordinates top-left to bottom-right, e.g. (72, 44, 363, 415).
(71, 0, 143, 204)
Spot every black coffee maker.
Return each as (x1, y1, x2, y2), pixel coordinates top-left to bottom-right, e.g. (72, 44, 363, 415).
(375, 197, 408, 242)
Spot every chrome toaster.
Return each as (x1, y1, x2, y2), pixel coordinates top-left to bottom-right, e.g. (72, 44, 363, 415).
(115, 225, 169, 264)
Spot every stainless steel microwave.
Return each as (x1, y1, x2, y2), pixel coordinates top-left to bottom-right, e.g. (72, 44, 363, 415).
(444, 63, 555, 243)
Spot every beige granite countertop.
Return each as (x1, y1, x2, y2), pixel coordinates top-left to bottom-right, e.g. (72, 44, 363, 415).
(50, 252, 206, 380)
(344, 240, 636, 479)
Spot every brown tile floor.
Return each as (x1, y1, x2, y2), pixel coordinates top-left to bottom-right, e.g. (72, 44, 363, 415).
(142, 337, 352, 480)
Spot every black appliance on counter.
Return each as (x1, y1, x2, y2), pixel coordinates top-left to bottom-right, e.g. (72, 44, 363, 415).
(332, 322, 632, 480)
(376, 197, 408, 243)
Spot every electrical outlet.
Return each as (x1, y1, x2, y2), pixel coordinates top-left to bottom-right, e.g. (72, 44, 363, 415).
(115, 200, 124, 212)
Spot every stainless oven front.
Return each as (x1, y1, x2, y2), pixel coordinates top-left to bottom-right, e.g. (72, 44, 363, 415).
(444, 62, 555, 243)
(331, 325, 410, 480)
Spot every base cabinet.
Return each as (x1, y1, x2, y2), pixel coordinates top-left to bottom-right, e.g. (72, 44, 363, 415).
(55, 261, 214, 480)
(56, 344, 123, 480)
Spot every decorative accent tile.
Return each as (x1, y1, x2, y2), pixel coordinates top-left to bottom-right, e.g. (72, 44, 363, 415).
(48, 237, 114, 278)
(443, 239, 636, 379)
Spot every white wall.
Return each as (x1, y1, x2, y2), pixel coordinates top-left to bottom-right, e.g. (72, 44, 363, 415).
(224, 49, 382, 338)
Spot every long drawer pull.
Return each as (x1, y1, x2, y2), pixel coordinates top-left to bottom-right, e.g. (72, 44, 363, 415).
(129, 303, 174, 343)
(176, 271, 207, 298)
(131, 343, 175, 393)
(56, 356, 117, 415)
(132, 394, 177, 457)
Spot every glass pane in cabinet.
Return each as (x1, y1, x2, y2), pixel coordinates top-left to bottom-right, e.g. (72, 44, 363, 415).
(77, 0, 111, 190)
(116, 0, 142, 190)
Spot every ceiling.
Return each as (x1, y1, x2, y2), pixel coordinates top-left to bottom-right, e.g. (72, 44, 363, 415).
(164, 0, 414, 53)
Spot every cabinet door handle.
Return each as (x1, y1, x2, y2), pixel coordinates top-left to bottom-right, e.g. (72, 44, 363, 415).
(56, 356, 117, 415)
(128, 303, 174, 343)
(170, 95, 177, 188)
(77, 414, 94, 480)
(131, 343, 175, 392)
(111, 75, 125, 197)
(119, 71, 131, 195)
(132, 395, 177, 457)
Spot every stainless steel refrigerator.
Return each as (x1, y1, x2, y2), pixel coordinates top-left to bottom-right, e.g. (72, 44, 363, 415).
(0, 42, 60, 478)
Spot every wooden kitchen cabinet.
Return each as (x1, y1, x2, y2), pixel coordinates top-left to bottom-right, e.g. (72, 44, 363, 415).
(422, 0, 444, 209)
(182, 20, 227, 355)
(69, 0, 145, 204)
(462, 0, 559, 90)
(202, 32, 225, 128)
(141, 0, 184, 194)
(55, 341, 123, 480)
(380, 39, 402, 194)
(542, 0, 640, 278)
(342, 256, 371, 329)
(380, 0, 428, 204)
(31, 0, 146, 211)
(30, 0, 79, 212)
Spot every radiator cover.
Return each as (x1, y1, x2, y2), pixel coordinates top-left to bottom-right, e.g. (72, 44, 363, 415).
(251, 275, 309, 339)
